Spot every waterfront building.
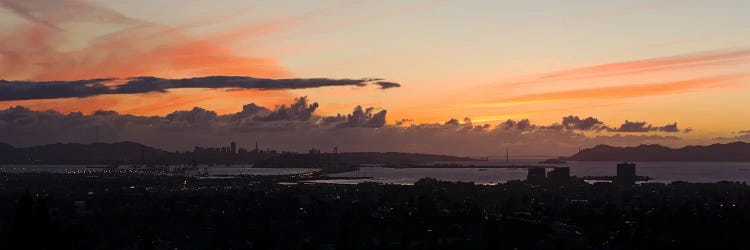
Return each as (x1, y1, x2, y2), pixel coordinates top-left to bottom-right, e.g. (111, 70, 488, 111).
(548, 167, 570, 184)
(527, 167, 546, 184)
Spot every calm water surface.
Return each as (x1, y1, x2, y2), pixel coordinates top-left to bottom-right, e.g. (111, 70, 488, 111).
(325, 160, 750, 185)
(3, 160, 750, 184)
(0, 165, 318, 176)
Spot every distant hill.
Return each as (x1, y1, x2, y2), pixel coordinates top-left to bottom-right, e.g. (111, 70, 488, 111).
(568, 141, 750, 162)
(0, 142, 14, 151)
(0, 142, 173, 165)
(0, 142, 477, 166)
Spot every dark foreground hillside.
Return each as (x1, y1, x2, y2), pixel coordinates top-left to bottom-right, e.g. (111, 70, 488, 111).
(1, 173, 750, 249)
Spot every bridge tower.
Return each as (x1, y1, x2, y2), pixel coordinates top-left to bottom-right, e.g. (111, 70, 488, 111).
(506, 147, 509, 163)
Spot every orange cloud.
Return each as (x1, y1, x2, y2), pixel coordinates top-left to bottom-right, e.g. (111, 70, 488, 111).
(497, 75, 744, 104)
(0, 0, 290, 81)
(0, 0, 301, 115)
(496, 49, 750, 88)
(538, 50, 750, 81)
(1, 1, 420, 117)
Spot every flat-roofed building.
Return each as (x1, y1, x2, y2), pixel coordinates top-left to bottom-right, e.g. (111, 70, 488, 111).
(548, 167, 570, 184)
(527, 167, 546, 184)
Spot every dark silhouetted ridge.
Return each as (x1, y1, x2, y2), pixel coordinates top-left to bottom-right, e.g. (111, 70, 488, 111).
(0, 141, 172, 165)
(0, 142, 476, 166)
(568, 141, 750, 162)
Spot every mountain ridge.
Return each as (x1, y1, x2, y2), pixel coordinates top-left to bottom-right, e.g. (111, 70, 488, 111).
(0, 141, 475, 165)
(568, 141, 750, 162)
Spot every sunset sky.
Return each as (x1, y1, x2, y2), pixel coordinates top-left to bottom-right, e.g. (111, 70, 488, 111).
(1, 0, 749, 153)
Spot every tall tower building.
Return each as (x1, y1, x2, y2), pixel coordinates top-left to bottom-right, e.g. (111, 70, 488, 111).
(230, 142, 237, 154)
(615, 162, 637, 186)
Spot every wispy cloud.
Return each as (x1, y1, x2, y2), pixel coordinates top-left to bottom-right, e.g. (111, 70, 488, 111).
(0, 0, 63, 30)
(540, 50, 750, 81)
(0, 0, 430, 83)
(204, 1, 367, 44)
(497, 75, 743, 103)
(0, 0, 139, 26)
(0, 0, 301, 80)
(714, 130, 750, 141)
(500, 49, 750, 87)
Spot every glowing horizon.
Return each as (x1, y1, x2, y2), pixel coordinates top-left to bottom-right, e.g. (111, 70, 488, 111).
(1, 0, 749, 152)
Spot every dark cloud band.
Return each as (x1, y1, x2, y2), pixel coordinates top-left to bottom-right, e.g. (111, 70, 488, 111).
(0, 76, 400, 101)
(608, 121, 680, 133)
